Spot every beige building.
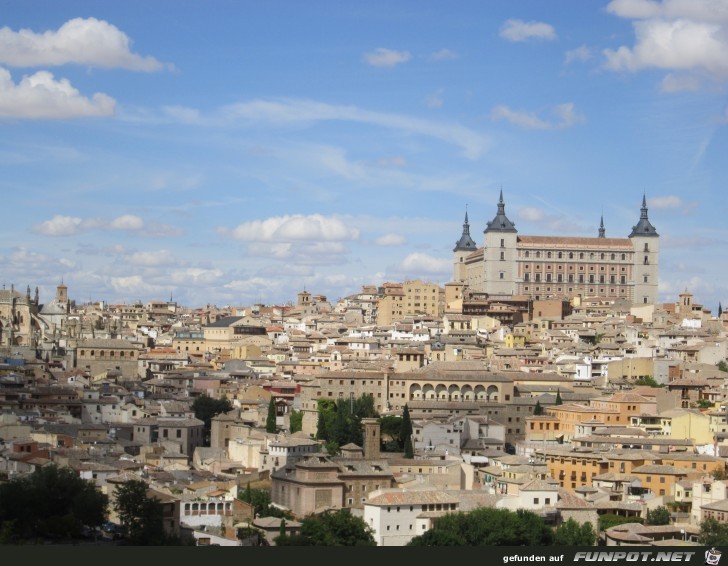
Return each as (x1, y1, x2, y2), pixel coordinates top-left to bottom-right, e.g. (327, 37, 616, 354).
(75, 338, 144, 379)
(453, 193, 660, 306)
(376, 280, 443, 326)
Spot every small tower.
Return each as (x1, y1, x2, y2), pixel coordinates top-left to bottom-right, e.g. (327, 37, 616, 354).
(297, 289, 311, 307)
(629, 194, 659, 305)
(453, 207, 477, 283)
(361, 418, 380, 460)
(483, 190, 518, 295)
(598, 214, 605, 238)
(55, 282, 70, 314)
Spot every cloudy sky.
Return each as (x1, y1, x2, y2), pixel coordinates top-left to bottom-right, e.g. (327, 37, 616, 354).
(2, 1, 728, 311)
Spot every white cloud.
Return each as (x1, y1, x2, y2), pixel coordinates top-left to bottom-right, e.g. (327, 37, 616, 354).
(500, 19, 557, 42)
(0, 68, 116, 119)
(603, 4, 728, 81)
(146, 223, 185, 237)
(33, 213, 180, 237)
(225, 277, 284, 295)
(490, 102, 585, 129)
(33, 215, 83, 236)
(518, 207, 545, 221)
(565, 45, 592, 64)
(376, 156, 408, 168)
(400, 252, 451, 274)
(110, 215, 144, 231)
(223, 98, 490, 159)
(375, 234, 407, 246)
(109, 275, 160, 295)
(0, 17, 165, 70)
(648, 195, 697, 214)
(363, 48, 412, 67)
(167, 268, 224, 285)
(607, 0, 728, 23)
(223, 214, 359, 242)
(430, 48, 459, 61)
(127, 250, 177, 267)
(425, 88, 444, 108)
(660, 73, 702, 91)
(649, 195, 683, 208)
(553, 103, 586, 127)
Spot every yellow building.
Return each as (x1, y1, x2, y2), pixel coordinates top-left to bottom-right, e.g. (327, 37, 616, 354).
(664, 408, 713, 445)
(376, 280, 443, 325)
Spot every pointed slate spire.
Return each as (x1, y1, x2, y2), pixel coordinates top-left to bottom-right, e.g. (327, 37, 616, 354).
(598, 214, 605, 238)
(484, 190, 517, 234)
(454, 205, 477, 252)
(629, 193, 659, 237)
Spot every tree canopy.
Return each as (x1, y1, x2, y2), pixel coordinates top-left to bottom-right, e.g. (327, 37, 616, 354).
(289, 410, 303, 433)
(402, 404, 414, 458)
(191, 393, 233, 442)
(0, 464, 108, 543)
(315, 394, 378, 450)
(238, 484, 290, 519)
(553, 518, 596, 546)
(266, 397, 277, 433)
(275, 509, 375, 546)
(407, 507, 553, 546)
(645, 506, 671, 526)
(112, 479, 191, 545)
(699, 518, 728, 546)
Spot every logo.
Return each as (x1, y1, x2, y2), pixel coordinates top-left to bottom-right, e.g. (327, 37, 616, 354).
(706, 548, 722, 566)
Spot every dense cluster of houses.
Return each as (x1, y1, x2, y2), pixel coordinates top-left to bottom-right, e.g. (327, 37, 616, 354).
(1, 282, 728, 546)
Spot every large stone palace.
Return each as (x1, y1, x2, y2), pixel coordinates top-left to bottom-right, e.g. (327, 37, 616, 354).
(453, 192, 659, 306)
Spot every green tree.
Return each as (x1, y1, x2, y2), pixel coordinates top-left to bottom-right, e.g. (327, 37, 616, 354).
(718, 360, 728, 373)
(379, 415, 404, 451)
(645, 506, 671, 526)
(191, 394, 233, 443)
(634, 375, 662, 387)
(700, 518, 728, 546)
(266, 397, 277, 433)
(599, 514, 642, 531)
(555, 389, 563, 405)
(712, 467, 728, 480)
(289, 410, 303, 433)
(275, 509, 375, 546)
(238, 485, 291, 519)
(0, 463, 108, 542)
(554, 518, 596, 546)
(315, 394, 378, 448)
(402, 404, 414, 459)
(719, 302, 723, 317)
(534, 401, 544, 416)
(113, 479, 166, 545)
(408, 507, 553, 546)
(316, 399, 337, 441)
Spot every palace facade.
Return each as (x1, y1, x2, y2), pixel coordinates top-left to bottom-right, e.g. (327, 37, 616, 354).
(453, 193, 659, 305)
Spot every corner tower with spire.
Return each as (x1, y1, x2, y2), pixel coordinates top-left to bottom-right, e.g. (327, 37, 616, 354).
(629, 194, 659, 305)
(453, 207, 477, 283)
(483, 190, 518, 295)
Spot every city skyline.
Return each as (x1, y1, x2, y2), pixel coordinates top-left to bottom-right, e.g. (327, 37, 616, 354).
(2, 1, 728, 310)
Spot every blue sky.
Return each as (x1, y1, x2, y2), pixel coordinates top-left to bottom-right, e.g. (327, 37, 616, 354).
(2, 0, 728, 311)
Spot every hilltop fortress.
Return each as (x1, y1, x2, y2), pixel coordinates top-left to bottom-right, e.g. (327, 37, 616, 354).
(453, 192, 659, 306)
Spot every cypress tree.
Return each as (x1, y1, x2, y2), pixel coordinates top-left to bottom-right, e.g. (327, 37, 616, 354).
(401, 404, 414, 459)
(534, 400, 543, 415)
(555, 389, 563, 405)
(266, 397, 277, 433)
